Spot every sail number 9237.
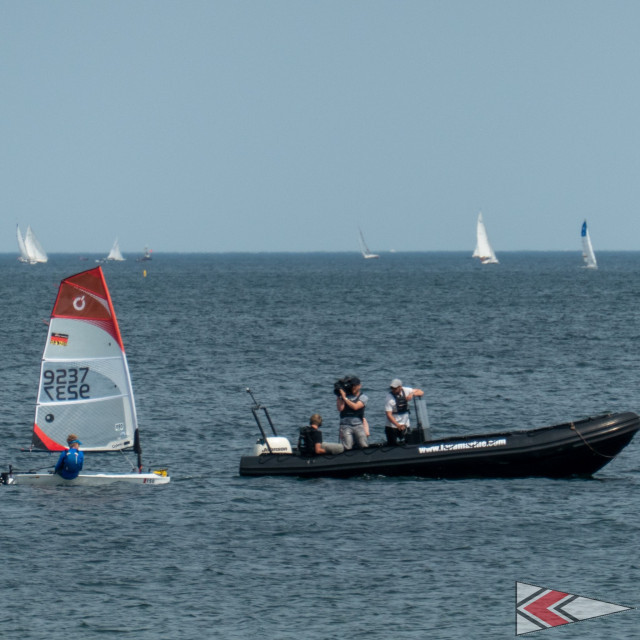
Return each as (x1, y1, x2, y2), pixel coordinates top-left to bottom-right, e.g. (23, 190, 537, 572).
(43, 368, 90, 401)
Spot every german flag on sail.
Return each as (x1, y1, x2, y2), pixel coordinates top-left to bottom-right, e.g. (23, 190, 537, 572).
(50, 333, 69, 346)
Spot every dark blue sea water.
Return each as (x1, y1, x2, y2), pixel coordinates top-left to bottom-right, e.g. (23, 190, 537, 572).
(1, 252, 639, 639)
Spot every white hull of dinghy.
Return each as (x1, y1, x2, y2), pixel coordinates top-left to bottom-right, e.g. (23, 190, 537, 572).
(5, 471, 170, 486)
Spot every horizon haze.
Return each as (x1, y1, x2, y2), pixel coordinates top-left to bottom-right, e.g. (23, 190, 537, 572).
(3, 2, 640, 254)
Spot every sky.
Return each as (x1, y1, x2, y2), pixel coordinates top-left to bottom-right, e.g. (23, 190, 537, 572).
(3, 1, 640, 254)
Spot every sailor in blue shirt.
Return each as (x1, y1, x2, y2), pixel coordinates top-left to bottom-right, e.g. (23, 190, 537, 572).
(54, 434, 84, 480)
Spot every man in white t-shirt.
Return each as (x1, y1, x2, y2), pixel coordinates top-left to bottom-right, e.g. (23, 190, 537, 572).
(384, 378, 424, 445)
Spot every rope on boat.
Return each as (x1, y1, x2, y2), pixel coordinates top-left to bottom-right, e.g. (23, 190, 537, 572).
(570, 422, 616, 459)
(118, 449, 139, 471)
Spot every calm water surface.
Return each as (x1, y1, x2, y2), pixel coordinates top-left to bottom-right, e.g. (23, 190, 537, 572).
(1, 252, 639, 639)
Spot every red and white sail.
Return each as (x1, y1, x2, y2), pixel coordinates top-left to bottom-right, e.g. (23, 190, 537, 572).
(32, 267, 138, 452)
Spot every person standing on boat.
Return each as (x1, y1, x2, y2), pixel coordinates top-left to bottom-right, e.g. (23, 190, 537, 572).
(54, 434, 84, 480)
(385, 379, 424, 445)
(299, 414, 345, 455)
(336, 376, 369, 449)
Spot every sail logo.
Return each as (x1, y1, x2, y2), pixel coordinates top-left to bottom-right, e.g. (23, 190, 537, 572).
(70, 290, 110, 313)
(50, 333, 69, 346)
(516, 582, 633, 635)
(73, 296, 86, 311)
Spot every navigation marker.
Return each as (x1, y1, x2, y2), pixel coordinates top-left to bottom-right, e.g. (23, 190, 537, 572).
(516, 582, 633, 635)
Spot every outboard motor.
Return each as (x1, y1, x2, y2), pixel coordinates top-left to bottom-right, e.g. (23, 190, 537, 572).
(405, 396, 432, 444)
(252, 437, 293, 456)
(1, 467, 14, 485)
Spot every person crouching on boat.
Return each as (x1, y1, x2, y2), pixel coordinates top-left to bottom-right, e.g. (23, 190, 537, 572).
(298, 414, 345, 455)
(385, 379, 424, 445)
(336, 376, 369, 450)
(54, 434, 84, 480)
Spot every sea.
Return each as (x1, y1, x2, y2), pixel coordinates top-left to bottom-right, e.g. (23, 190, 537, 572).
(1, 251, 639, 640)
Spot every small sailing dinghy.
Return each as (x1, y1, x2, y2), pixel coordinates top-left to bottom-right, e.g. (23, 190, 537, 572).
(16, 224, 48, 264)
(581, 220, 598, 269)
(358, 227, 379, 259)
(472, 212, 499, 264)
(2, 267, 169, 486)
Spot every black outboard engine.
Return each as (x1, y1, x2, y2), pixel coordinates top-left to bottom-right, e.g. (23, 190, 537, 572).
(405, 396, 431, 444)
(1, 466, 14, 485)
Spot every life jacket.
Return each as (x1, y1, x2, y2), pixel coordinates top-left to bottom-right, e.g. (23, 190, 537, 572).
(339, 393, 365, 420)
(393, 389, 410, 415)
(61, 449, 84, 478)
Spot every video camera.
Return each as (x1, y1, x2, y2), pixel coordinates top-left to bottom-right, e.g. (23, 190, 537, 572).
(333, 376, 355, 397)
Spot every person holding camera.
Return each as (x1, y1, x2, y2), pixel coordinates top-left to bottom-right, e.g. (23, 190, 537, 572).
(384, 378, 424, 445)
(298, 414, 344, 456)
(335, 376, 369, 450)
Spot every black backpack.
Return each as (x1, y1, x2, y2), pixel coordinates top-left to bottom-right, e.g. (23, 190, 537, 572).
(298, 426, 315, 455)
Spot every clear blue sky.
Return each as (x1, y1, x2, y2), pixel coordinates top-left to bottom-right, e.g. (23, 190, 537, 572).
(3, 1, 640, 253)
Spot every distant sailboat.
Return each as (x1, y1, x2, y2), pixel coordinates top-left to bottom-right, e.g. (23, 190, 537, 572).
(106, 238, 125, 261)
(472, 213, 499, 264)
(581, 220, 597, 269)
(358, 228, 379, 259)
(16, 225, 48, 264)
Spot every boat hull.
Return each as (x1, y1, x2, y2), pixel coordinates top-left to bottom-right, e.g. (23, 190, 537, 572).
(239, 412, 639, 479)
(2, 471, 170, 486)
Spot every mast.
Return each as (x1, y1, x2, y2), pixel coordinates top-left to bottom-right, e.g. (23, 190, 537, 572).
(134, 428, 143, 472)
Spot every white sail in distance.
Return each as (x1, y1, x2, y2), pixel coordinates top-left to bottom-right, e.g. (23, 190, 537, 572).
(358, 228, 379, 259)
(17, 225, 48, 263)
(581, 220, 597, 269)
(472, 212, 499, 264)
(106, 238, 125, 261)
(16, 225, 30, 262)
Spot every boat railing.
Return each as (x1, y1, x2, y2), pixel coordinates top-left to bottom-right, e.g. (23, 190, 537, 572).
(246, 388, 279, 453)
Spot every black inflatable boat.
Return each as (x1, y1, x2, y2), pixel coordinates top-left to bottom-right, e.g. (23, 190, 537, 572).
(239, 403, 640, 479)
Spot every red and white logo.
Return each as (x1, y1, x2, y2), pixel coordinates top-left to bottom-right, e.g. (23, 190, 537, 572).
(516, 582, 633, 635)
